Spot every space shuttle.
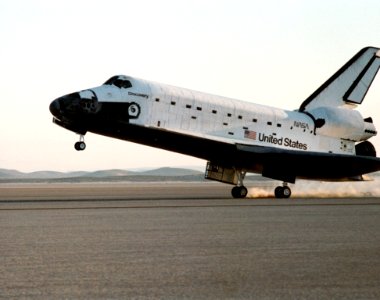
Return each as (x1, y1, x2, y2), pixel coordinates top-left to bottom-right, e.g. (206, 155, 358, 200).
(49, 46, 380, 198)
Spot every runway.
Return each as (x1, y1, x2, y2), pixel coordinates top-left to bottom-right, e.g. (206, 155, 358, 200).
(1, 182, 380, 299)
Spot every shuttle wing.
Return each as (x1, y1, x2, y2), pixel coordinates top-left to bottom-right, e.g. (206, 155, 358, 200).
(299, 47, 380, 111)
(235, 143, 380, 183)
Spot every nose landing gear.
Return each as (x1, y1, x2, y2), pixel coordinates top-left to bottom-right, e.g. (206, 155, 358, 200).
(74, 135, 86, 151)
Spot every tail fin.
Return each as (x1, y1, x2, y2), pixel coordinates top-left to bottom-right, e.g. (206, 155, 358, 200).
(299, 47, 380, 112)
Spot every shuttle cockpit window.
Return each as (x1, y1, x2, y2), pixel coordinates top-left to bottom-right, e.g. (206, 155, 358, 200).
(103, 76, 132, 89)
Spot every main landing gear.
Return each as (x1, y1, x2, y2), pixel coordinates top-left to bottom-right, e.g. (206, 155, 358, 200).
(231, 170, 248, 198)
(74, 135, 86, 151)
(231, 175, 292, 199)
(274, 183, 291, 198)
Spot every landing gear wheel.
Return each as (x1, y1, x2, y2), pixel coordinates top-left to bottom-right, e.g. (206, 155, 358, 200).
(274, 186, 283, 198)
(282, 186, 291, 198)
(231, 186, 248, 198)
(74, 141, 86, 151)
(274, 186, 291, 198)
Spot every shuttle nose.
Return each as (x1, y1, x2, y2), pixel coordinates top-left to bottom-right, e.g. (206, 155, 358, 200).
(49, 99, 61, 118)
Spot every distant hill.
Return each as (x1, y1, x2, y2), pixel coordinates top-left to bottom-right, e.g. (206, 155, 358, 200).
(0, 167, 204, 183)
(0, 169, 25, 179)
(83, 169, 135, 178)
(0, 168, 87, 179)
(138, 167, 202, 176)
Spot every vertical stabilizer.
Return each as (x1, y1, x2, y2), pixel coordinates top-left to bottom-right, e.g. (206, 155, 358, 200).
(299, 47, 380, 111)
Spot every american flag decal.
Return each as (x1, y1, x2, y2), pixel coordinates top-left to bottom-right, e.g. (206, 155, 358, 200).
(244, 130, 257, 140)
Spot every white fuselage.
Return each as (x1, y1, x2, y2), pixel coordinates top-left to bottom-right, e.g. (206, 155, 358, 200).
(86, 76, 375, 156)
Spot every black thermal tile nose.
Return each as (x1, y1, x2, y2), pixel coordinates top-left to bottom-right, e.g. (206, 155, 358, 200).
(49, 99, 61, 117)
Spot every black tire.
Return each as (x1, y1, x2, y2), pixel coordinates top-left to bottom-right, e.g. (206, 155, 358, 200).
(74, 142, 86, 151)
(231, 186, 248, 198)
(274, 186, 283, 198)
(231, 186, 240, 198)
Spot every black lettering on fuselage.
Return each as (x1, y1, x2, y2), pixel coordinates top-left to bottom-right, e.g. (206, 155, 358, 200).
(294, 121, 309, 130)
(128, 91, 149, 99)
(258, 133, 283, 145)
(258, 133, 308, 150)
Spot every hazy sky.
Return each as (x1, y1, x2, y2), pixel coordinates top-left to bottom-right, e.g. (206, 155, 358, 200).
(1, 0, 380, 172)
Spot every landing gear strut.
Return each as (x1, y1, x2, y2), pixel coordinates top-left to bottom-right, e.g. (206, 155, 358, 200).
(74, 135, 86, 151)
(274, 183, 291, 198)
(231, 170, 248, 198)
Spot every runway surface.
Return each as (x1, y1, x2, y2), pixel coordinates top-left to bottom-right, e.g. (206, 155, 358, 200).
(1, 182, 380, 299)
